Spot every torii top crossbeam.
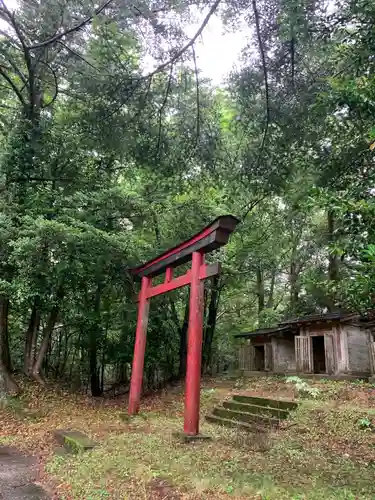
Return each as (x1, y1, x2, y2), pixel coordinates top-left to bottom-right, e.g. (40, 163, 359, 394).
(131, 215, 239, 278)
(128, 215, 239, 436)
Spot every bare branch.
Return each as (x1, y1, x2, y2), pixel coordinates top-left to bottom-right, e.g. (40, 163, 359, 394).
(57, 41, 101, 72)
(240, 194, 268, 220)
(0, 0, 29, 52)
(28, 0, 116, 50)
(0, 0, 35, 113)
(144, 0, 221, 79)
(102, 78, 144, 120)
(82, 0, 221, 121)
(290, 37, 295, 87)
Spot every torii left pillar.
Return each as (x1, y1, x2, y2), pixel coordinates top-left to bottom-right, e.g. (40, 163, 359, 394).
(128, 253, 207, 435)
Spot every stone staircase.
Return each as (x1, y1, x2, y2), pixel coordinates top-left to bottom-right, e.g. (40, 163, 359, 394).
(206, 394, 298, 432)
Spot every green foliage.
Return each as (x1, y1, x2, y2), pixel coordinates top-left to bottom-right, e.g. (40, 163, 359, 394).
(286, 376, 321, 399)
(358, 418, 372, 430)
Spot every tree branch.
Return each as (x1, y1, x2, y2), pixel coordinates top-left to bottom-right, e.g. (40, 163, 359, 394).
(57, 41, 101, 72)
(290, 36, 295, 87)
(144, 0, 221, 79)
(156, 65, 173, 159)
(240, 194, 268, 220)
(40, 61, 58, 108)
(192, 45, 200, 146)
(0, 47, 27, 84)
(252, 0, 270, 168)
(0, 0, 29, 53)
(0, 64, 26, 107)
(28, 0, 116, 50)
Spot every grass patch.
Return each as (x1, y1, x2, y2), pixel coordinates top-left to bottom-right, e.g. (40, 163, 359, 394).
(0, 435, 16, 445)
(46, 409, 375, 499)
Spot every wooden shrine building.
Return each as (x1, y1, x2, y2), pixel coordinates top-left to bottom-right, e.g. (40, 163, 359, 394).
(236, 312, 375, 379)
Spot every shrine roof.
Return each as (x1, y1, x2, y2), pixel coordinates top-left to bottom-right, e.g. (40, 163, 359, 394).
(234, 325, 292, 338)
(280, 311, 358, 326)
(130, 214, 240, 278)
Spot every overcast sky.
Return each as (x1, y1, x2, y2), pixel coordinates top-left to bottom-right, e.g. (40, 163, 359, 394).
(185, 14, 248, 83)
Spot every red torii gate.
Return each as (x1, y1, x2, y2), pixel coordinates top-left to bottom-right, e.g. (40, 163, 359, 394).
(128, 215, 239, 436)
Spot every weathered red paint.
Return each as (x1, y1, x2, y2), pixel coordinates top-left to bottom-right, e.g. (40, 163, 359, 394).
(128, 276, 151, 415)
(131, 215, 239, 278)
(133, 225, 214, 274)
(184, 252, 205, 435)
(165, 267, 173, 283)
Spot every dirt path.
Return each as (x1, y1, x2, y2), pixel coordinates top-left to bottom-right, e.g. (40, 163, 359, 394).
(0, 446, 50, 500)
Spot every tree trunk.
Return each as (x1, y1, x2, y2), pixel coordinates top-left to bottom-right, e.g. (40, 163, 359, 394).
(0, 296, 19, 395)
(59, 329, 71, 379)
(89, 283, 103, 397)
(24, 301, 40, 375)
(202, 277, 220, 375)
(327, 210, 340, 282)
(256, 266, 265, 317)
(90, 329, 101, 396)
(290, 260, 300, 314)
(32, 286, 64, 384)
(266, 270, 276, 309)
(1, 298, 12, 371)
(327, 209, 340, 311)
(100, 322, 108, 394)
(178, 301, 189, 378)
(54, 328, 63, 378)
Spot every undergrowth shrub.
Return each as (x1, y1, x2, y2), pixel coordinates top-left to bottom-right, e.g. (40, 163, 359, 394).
(285, 376, 320, 399)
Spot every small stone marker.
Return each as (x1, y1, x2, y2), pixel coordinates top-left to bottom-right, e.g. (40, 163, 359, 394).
(172, 432, 212, 443)
(53, 430, 96, 453)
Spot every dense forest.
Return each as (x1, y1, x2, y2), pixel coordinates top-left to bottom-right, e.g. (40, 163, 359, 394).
(0, 0, 374, 397)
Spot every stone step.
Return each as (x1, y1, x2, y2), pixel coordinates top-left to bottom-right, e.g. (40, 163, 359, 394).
(232, 394, 298, 410)
(53, 429, 96, 453)
(213, 407, 280, 426)
(206, 414, 267, 432)
(223, 400, 289, 419)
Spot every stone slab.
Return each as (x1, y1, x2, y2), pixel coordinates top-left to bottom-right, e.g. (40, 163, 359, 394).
(172, 432, 212, 443)
(53, 429, 96, 452)
(233, 394, 298, 410)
